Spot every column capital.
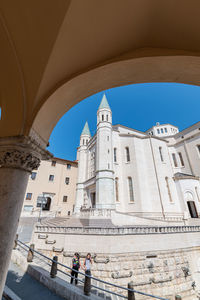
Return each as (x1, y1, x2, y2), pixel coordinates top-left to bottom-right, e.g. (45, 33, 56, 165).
(0, 135, 52, 172)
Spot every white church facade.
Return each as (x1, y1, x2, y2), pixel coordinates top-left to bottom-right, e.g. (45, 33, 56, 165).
(74, 94, 200, 221)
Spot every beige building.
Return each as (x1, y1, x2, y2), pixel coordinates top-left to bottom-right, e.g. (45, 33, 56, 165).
(22, 157, 77, 217)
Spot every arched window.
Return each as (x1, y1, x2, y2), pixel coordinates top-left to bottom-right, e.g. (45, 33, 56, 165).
(106, 115, 108, 121)
(195, 187, 200, 202)
(128, 177, 134, 202)
(115, 177, 119, 202)
(102, 114, 104, 121)
(125, 147, 130, 162)
(114, 148, 117, 162)
(165, 177, 173, 203)
(172, 153, 178, 167)
(83, 139, 85, 145)
(159, 147, 164, 162)
(178, 152, 184, 166)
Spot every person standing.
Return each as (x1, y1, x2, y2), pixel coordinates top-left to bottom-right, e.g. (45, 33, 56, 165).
(70, 252, 80, 285)
(83, 253, 92, 295)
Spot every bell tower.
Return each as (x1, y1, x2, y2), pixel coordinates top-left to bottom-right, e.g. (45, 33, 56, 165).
(96, 94, 115, 209)
(74, 121, 91, 213)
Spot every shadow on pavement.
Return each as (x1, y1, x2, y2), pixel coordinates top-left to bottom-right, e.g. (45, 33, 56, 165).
(5, 268, 64, 300)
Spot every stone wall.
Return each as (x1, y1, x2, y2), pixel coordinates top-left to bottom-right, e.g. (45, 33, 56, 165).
(38, 247, 198, 299)
(32, 225, 200, 299)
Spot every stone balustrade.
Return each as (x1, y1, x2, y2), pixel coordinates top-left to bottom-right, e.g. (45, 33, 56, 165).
(35, 225, 200, 235)
(80, 208, 113, 218)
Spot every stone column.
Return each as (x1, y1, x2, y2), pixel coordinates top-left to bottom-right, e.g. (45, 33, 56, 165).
(0, 135, 51, 297)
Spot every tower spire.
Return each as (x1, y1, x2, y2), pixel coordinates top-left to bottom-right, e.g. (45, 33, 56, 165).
(81, 121, 91, 136)
(98, 93, 110, 110)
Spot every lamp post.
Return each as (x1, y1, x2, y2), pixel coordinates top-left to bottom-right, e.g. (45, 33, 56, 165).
(38, 195, 46, 223)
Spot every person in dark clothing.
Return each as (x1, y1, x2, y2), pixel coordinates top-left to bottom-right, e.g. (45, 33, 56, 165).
(70, 252, 80, 285)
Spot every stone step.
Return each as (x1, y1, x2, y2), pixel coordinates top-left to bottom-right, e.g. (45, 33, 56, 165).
(41, 217, 115, 228)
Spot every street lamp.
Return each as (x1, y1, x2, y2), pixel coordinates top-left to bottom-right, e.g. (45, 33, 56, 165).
(38, 194, 46, 223)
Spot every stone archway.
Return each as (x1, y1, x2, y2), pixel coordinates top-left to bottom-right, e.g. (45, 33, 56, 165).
(2, 1, 200, 296)
(31, 55, 200, 144)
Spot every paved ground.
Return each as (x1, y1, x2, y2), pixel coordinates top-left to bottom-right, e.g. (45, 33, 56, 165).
(4, 261, 64, 300)
(17, 217, 38, 243)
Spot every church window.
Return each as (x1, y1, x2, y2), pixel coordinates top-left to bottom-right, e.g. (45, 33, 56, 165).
(157, 129, 160, 134)
(26, 193, 32, 200)
(106, 115, 108, 121)
(125, 147, 130, 162)
(165, 177, 173, 202)
(49, 174, 54, 181)
(161, 128, 164, 133)
(107, 136, 109, 141)
(164, 128, 167, 133)
(83, 139, 85, 145)
(102, 114, 104, 121)
(178, 152, 184, 167)
(172, 153, 178, 167)
(197, 145, 200, 155)
(115, 177, 119, 202)
(195, 187, 200, 202)
(51, 160, 56, 167)
(159, 147, 164, 162)
(65, 177, 70, 185)
(86, 139, 88, 145)
(63, 196, 68, 202)
(67, 164, 71, 169)
(114, 148, 117, 162)
(31, 172, 37, 180)
(128, 177, 134, 202)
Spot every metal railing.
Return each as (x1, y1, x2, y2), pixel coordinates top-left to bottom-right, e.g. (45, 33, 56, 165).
(15, 239, 170, 300)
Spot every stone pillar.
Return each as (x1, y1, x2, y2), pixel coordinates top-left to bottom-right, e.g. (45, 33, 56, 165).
(0, 135, 51, 297)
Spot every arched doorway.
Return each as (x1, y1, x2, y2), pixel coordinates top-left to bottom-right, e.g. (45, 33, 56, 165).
(43, 197, 51, 211)
(184, 192, 198, 218)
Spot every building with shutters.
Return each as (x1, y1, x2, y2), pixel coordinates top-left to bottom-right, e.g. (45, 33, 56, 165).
(22, 157, 78, 217)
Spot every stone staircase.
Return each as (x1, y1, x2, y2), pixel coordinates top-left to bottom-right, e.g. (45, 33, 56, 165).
(41, 217, 115, 228)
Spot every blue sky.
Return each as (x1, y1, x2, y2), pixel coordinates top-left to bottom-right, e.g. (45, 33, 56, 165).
(48, 83, 200, 161)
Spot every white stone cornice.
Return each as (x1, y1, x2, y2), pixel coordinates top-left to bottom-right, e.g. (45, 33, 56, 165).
(0, 135, 52, 172)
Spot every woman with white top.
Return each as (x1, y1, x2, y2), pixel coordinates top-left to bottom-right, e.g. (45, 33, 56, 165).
(83, 253, 92, 295)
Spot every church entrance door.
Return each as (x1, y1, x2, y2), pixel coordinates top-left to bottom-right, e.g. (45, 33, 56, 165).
(187, 201, 198, 218)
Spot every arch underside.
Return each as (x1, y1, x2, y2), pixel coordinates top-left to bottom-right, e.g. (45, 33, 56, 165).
(32, 54, 200, 143)
(1, 0, 200, 142)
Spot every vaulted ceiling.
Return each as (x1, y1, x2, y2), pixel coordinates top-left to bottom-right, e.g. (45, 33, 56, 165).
(1, 0, 200, 141)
